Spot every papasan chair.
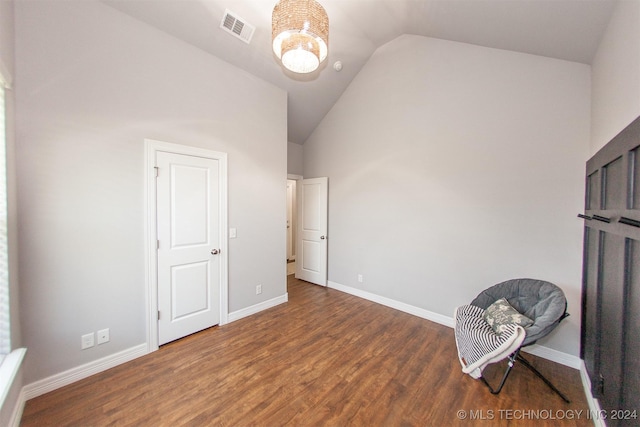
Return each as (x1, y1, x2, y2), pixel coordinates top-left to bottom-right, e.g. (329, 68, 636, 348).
(454, 278, 570, 402)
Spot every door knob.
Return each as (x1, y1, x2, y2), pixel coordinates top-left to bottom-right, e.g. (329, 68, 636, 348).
(211, 249, 220, 255)
(320, 236, 326, 240)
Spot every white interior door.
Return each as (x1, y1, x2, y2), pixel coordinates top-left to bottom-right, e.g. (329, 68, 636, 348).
(296, 177, 328, 286)
(156, 151, 221, 345)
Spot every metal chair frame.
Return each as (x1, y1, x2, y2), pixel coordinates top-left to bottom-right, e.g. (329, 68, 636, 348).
(479, 312, 571, 403)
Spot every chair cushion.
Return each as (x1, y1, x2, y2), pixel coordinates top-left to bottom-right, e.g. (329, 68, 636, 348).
(483, 297, 534, 334)
(470, 278, 567, 346)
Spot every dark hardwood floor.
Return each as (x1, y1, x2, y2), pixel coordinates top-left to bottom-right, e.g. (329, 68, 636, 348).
(21, 276, 592, 426)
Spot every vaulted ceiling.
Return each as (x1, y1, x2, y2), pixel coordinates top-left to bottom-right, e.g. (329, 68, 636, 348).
(103, 0, 616, 144)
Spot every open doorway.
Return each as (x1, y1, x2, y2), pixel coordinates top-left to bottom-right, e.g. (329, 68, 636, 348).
(286, 177, 300, 276)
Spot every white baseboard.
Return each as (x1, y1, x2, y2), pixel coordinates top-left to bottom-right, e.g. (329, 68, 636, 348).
(521, 343, 582, 369)
(328, 281, 455, 328)
(23, 344, 148, 401)
(327, 280, 582, 369)
(579, 361, 606, 427)
(227, 293, 288, 323)
(8, 388, 25, 427)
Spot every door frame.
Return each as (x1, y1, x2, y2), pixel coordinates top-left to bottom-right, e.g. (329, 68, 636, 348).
(145, 139, 229, 352)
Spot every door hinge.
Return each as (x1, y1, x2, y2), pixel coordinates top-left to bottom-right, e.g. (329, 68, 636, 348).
(158, 310, 161, 320)
(154, 166, 159, 178)
(596, 374, 604, 396)
(157, 240, 160, 250)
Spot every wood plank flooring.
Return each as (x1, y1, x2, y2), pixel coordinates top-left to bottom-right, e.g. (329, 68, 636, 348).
(21, 276, 592, 426)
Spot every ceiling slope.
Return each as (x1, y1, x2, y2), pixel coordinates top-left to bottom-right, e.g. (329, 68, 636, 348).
(103, 0, 616, 144)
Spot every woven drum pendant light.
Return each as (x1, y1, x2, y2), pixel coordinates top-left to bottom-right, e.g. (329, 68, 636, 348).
(272, 0, 329, 74)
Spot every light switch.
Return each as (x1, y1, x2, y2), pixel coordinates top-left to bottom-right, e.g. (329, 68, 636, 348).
(229, 228, 237, 239)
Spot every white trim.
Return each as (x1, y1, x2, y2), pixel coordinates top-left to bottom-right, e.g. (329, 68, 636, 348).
(23, 344, 148, 401)
(287, 174, 303, 180)
(7, 388, 25, 427)
(328, 280, 455, 328)
(0, 348, 25, 409)
(144, 141, 159, 352)
(521, 343, 581, 369)
(579, 361, 606, 427)
(144, 139, 229, 352)
(227, 293, 288, 323)
(327, 280, 582, 368)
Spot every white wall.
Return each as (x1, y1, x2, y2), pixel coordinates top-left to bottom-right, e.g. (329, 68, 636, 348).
(591, 0, 640, 155)
(15, 0, 287, 384)
(287, 141, 304, 176)
(304, 35, 590, 356)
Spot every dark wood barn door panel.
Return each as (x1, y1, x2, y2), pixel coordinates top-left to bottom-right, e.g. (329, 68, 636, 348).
(581, 116, 640, 427)
(581, 226, 600, 388)
(623, 239, 640, 415)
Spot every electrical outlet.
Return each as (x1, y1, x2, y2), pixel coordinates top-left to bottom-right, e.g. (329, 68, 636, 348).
(81, 333, 95, 350)
(97, 328, 110, 345)
(256, 284, 262, 295)
(358, 274, 363, 283)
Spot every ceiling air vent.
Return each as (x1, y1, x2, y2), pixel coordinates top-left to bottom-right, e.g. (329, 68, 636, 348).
(220, 9, 255, 44)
